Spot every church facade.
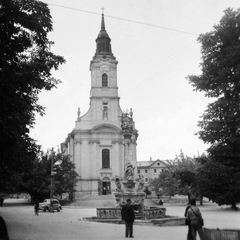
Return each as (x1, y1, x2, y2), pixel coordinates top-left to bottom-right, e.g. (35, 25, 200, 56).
(61, 14, 138, 198)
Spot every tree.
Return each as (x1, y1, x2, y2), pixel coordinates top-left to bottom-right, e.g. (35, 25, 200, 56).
(171, 151, 203, 203)
(186, 8, 240, 209)
(52, 152, 79, 200)
(150, 169, 178, 199)
(0, 0, 65, 191)
(149, 177, 163, 198)
(25, 152, 51, 201)
(21, 150, 79, 201)
(143, 186, 152, 199)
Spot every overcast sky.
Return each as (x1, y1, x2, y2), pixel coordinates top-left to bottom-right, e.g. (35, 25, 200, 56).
(30, 0, 240, 160)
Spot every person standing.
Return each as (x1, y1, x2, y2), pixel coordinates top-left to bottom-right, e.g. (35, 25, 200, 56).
(184, 202, 193, 240)
(186, 199, 204, 240)
(121, 199, 135, 238)
(34, 199, 39, 216)
(0, 197, 4, 206)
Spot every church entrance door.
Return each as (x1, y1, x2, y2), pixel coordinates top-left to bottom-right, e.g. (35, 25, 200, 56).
(102, 178, 111, 195)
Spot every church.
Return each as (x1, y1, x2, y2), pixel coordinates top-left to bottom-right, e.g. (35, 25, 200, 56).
(61, 14, 138, 198)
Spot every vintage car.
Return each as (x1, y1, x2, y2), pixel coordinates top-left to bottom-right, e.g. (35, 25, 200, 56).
(39, 199, 62, 212)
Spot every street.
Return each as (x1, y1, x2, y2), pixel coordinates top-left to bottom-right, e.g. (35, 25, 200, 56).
(0, 199, 239, 240)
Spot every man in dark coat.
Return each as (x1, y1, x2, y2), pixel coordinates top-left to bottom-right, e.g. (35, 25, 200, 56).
(121, 199, 135, 238)
(0, 197, 4, 206)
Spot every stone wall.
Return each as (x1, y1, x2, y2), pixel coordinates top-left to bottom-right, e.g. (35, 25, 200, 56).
(143, 207, 166, 219)
(96, 207, 166, 219)
(97, 208, 122, 219)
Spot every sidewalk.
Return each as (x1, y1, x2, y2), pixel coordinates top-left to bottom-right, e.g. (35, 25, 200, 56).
(0, 197, 239, 240)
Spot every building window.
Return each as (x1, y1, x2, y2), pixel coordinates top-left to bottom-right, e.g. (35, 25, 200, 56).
(102, 149, 110, 168)
(102, 74, 108, 87)
(154, 169, 157, 174)
(138, 169, 140, 174)
(145, 169, 148, 173)
(145, 178, 148, 182)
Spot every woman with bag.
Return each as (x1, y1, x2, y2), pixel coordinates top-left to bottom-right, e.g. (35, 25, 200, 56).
(186, 199, 204, 240)
(184, 202, 193, 240)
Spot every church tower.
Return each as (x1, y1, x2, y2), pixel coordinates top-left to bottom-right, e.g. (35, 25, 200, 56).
(62, 14, 138, 198)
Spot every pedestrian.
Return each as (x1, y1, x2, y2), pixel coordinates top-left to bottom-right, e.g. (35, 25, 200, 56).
(184, 202, 193, 240)
(34, 199, 39, 216)
(0, 197, 4, 206)
(186, 199, 204, 240)
(121, 199, 135, 238)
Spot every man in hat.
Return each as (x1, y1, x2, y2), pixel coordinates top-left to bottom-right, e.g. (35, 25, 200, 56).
(121, 199, 135, 238)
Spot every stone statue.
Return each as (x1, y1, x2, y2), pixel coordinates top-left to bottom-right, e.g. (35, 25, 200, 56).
(115, 176, 122, 191)
(77, 107, 81, 121)
(137, 174, 144, 190)
(121, 110, 134, 133)
(102, 106, 108, 120)
(125, 164, 135, 181)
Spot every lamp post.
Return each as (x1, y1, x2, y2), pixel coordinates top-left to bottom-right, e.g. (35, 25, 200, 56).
(49, 145, 59, 212)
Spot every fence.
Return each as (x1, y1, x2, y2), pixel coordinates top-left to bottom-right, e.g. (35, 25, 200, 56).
(204, 228, 240, 240)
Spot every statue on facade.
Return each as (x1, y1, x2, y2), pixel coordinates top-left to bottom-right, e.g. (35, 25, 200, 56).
(77, 107, 81, 121)
(115, 176, 122, 192)
(102, 105, 108, 120)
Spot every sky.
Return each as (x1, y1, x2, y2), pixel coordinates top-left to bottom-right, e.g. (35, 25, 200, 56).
(30, 0, 240, 161)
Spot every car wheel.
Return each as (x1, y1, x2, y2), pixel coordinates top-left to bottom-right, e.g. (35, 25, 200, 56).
(57, 207, 60, 212)
(43, 208, 46, 212)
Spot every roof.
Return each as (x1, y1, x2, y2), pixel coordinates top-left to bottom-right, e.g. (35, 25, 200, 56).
(137, 159, 169, 168)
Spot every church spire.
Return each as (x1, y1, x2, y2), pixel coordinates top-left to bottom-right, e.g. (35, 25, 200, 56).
(101, 13, 105, 31)
(93, 12, 115, 59)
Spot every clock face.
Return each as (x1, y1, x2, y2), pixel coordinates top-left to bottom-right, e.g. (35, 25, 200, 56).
(101, 65, 109, 71)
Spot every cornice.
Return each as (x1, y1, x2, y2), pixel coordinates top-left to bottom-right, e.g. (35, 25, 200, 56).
(88, 139, 101, 144)
(112, 140, 123, 144)
(74, 139, 82, 144)
(90, 96, 120, 100)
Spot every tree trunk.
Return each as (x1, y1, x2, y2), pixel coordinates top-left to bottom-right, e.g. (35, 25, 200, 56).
(231, 204, 237, 210)
(199, 196, 203, 205)
(187, 192, 191, 203)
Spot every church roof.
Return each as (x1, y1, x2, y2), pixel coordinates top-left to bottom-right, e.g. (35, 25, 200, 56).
(92, 13, 115, 59)
(97, 14, 109, 38)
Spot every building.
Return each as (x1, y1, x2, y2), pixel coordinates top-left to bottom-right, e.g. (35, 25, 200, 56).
(61, 14, 138, 198)
(137, 159, 169, 184)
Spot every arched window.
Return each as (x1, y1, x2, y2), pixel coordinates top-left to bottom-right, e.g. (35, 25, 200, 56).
(102, 74, 108, 87)
(102, 149, 110, 168)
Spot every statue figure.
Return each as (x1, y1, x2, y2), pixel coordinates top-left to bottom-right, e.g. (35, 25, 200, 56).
(115, 176, 122, 191)
(125, 164, 135, 181)
(77, 107, 81, 121)
(121, 109, 134, 133)
(102, 106, 108, 120)
(137, 174, 144, 190)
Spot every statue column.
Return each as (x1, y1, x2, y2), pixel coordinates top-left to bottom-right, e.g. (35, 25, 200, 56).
(121, 109, 136, 190)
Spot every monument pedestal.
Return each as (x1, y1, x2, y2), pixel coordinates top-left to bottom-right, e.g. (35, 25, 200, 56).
(114, 179, 146, 215)
(96, 110, 167, 220)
